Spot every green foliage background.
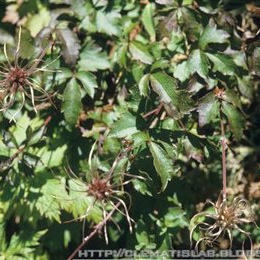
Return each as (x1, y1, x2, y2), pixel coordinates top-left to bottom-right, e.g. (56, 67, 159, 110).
(0, 0, 260, 259)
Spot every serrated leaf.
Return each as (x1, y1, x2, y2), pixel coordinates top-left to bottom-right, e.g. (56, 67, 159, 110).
(62, 78, 82, 126)
(223, 89, 242, 109)
(199, 24, 229, 50)
(155, 0, 174, 4)
(96, 10, 121, 36)
(79, 44, 110, 71)
(150, 72, 194, 117)
(138, 74, 149, 96)
(19, 29, 36, 59)
(26, 7, 51, 37)
(36, 145, 67, 171)
(4, 229, 47, 257)
(173, 61, 190, 82)
(129, 41, 154, 64)
(188, 49, 209, 78)
(222, 101, 245, 142)
(76, 71, 97, 98)
(206, 52, 236, 75)
(184, 137, 204, 163)
(236, 76, 253, 100)
(181, 7, 202, 41)
(149, 141, 176, 192)
(110, 112, 139, 138)
(34, 179, 63, 222)
(252, 47, 260, 76)
(141, 3, 156, 41)
(198, 92, 219, 126)
(0, 29, 14, 45)
(56, 28, 80, 66)
(132, 179, 152, 196)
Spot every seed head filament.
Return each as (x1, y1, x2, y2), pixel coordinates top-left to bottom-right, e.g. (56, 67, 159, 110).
(0, 27, 56, 121)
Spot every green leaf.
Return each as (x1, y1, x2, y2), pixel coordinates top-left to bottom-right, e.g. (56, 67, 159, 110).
(141, 3, 156, 41)
(76, 71, 98, 98)
(252, 47, 260, 76)
(181, 7, 202, 41)
(149, 141, 176, 192)
(199, 24, 229, 50)
(155, 0, 174, 5)
(36, 145, 67, 171)
(110, 112, 139, 138)
(79, 44, 110, 71)
(151, 59, 169, 71)
(18, 29, 36, 59)
(26, 7, 51, 37)
(33, 178, 65, 222)
(164, 207, 188, 228)
(150, 72, 194, 116)
(206, 52, 236, 75)
(4, 229, 47, 257)
(129, 41, 154, 64)
(173, 61, 190, 82)
(96, 10, 121, 36)
(223, 89, 242, 109)
(56, 28, 80, 66)
(188, 49, 209, 78)
(222, 101, 245, 142)
(62, 78, 82, 126)
(132, 131, 150, 147)
(236, 76, 253, 100)
(138, 74, 149, 96)
(0, 29, 14, 45)
(198, 92, 219, 126)
(132, 179, 152, 196)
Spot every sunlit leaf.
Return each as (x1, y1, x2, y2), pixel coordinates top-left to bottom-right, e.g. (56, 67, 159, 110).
(206, 52, 236, 75)
(56, 28, 80, 66)
(149, 141, 177, 192)
(141, 3, 156, 41)
(79, 44, 110, 71)
(199, 24, 230, 50)
(222, 101, 245, 141)
(76, 71, 98, 98)
(188, 49, 209, 78)
(150, 72, 194, 116)
(62, 78, 82, 126)
(129, 41, 154, 64)
(110, 112, 139, 138)
(198, 92, 219, 127)
(96, 10, 121, 36)
(138, 74, 149, 96)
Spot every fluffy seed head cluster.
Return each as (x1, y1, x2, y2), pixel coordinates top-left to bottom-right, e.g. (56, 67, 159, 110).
(0, 27, 54, 121)
(190, 192, 257, 251)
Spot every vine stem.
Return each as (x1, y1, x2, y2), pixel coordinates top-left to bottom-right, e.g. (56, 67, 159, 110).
(67, 201, 121, 260)
(221, 120, 227, 201)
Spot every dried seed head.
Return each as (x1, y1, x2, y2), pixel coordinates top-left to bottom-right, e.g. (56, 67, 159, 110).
(87, 177, 112, 201)
(0, 27, 56, 121)
(214, 86, 225, 99)
(190, 192, 258, 252)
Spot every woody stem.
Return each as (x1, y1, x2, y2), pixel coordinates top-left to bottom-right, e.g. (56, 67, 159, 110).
(221, 120, 227, 201)
(67, 201, 121, 260)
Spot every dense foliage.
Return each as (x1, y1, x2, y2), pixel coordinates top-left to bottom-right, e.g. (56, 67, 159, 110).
(0, 0, 260, 259)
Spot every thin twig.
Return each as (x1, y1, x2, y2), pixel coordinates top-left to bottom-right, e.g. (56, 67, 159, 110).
(221, 120, 227, 201)
(0, 144, 26, 172)
(67, 201, 121, 260)
(106, 145, 132, 180)
(142, 103, 163, 119)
